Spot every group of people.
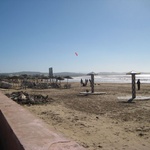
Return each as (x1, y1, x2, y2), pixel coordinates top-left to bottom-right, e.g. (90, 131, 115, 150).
(81, 78, 141, 91)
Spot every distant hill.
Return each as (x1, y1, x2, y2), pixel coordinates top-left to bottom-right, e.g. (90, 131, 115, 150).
(0, 71, 86, 77)
(54, 72, 86, 77)
(98, 72, 126, 75)
(0, 71, 47, 76)
(13, 71, 46, 75)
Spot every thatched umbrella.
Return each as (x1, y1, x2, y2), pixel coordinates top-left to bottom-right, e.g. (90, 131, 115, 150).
(64, 76, 73, 84)
(126, 70, 141, 100)
(8, 76, 16, 83)
(42, 76, 49, 83)
(21, 74, 28, 79)
(8, 75, 20, 81)
(56, 76, 64, 84)
(8, 75, 17, 79)
(87, 72, 97, 93)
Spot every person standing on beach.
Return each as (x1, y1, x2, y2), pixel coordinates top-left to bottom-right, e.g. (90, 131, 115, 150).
(137, 79, 140, 90)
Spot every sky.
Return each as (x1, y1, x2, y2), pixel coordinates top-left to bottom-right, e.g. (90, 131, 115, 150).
(0, 0, 150, 73)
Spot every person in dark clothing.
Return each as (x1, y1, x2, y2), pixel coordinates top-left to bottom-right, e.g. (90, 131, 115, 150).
(137, 79, 140, 90)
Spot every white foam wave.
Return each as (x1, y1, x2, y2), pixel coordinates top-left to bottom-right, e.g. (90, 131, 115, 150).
(71, 74, 150, 83)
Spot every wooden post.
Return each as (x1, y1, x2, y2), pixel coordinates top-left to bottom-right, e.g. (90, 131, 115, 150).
(91, 74, 94, 93)
(126, 71, 140, 101)
(87, 72, 97, 93)
(132, 74, 136, 99)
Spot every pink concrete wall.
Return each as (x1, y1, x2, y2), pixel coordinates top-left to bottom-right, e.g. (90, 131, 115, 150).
(0, 91, 85, 150)
(0, 110, 25, 150)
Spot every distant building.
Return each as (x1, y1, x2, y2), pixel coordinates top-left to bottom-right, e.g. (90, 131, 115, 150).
(49, 67, 53, 78)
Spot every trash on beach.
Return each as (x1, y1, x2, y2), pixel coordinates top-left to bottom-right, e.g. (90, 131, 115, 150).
(5, 91, 53, 105)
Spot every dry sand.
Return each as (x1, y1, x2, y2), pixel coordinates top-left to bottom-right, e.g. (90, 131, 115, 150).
(2, 83, 150, 150)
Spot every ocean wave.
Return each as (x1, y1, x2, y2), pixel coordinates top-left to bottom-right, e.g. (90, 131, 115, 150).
(71, 74, 150, 83)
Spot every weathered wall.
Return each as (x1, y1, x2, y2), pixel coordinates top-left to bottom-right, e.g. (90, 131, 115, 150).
(0, 110, 24, 150)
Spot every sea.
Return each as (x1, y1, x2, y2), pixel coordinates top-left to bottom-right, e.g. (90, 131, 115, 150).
(71, 74, 150, 83)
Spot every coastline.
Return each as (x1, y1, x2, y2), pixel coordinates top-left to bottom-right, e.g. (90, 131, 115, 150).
(71, 74, 150, 83)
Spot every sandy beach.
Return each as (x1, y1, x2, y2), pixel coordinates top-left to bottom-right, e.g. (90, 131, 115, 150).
(2, 82, 150, 150)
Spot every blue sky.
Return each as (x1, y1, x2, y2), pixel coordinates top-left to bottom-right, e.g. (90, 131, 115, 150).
(0, 0, 150, 73)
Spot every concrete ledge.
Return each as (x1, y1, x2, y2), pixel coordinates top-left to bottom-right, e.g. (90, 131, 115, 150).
(79, 92, 106, 95)
(0, 91, 85, 150)
(117, 96, 150, 101)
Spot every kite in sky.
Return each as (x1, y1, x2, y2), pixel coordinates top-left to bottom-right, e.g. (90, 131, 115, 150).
(75, 52, 78, 56)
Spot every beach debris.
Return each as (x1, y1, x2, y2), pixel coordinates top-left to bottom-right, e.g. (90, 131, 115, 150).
(0, 81, 13, 89)
(64, 83, 71, 89)
(34, 83, 50, 89)
(64, 76, 73, 88)
(86, 89, 89, 93)
(21, 81, 51, 89)
(5, 91, 53, 105)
